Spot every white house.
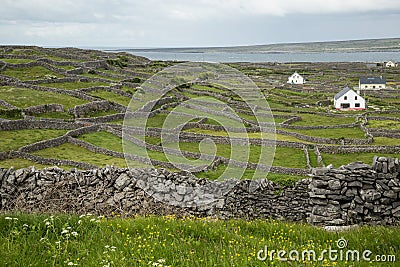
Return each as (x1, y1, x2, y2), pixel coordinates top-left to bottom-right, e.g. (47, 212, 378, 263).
(359, 76, 386, 90)
(385, 61, 398, 68)
(334, 87, 366, 110)
(287, 72, 305, 84)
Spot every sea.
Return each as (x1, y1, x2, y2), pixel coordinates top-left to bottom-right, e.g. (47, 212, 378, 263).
(118, 50, 400, 63)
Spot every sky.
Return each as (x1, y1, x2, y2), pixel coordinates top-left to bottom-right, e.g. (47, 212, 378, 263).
(1, 0, 400, 48)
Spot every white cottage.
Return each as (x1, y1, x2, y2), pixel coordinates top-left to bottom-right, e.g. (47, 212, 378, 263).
(334, 87, 365, 110)
(385, 61, 397, 68)
(287, 72, 305, 84)
(359, 76, 386, 90)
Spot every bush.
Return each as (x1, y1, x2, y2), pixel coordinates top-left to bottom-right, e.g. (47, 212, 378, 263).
(0, 109, 23, 119)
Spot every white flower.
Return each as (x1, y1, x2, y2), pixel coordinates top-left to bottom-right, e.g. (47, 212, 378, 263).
(61, 229, 69, 235)
(45, 221, 51, 226)
(12, 217, 18, 221)
(40, 237, 47, 242)
(67, 262, 75, 266)
(157, 259, 166, 263)
(78, 220, 82, 225)
(55, 241, 61, 245)
(71, 231, 78, 237)
(79, 214, 86, 218)
(5, 217, 12, 220)
(23, 224, 29, 228)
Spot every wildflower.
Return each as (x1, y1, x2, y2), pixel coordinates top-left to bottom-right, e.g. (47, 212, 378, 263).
(71, 231, 78, 237)
(79, 214, 86, 218)
(78, 220, 82, 225)
(5, 217, 12, 220)
(23, 224, 29, 228)
(61, 229, 69, 235)
(40, 237, 47, 242)
(45, 221, 51, 226)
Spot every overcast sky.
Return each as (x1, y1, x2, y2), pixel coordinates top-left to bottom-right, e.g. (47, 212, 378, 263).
(1, 0, 400, 48)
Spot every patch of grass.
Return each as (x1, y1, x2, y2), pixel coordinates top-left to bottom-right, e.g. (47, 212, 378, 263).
(372, 137, 400, 146)
(0, 58, 34, 64)
(292, 114, 355, 126)
(183, 128, 308, 143)
(1, 66, 64, 81)
(191, 84, 225, 93)
(321, 152, 400, 168)
(39, 81, 110, 90)
(195, 164, 264, 180)
(81, 73, 121, 81)
(266, 172, 308, 187)
(0, 109, 23, 120)
(0, 158, 55, 170)
(80, 131, 208, 166)
(89, 90, 131, 106)
(1, 214, 399, 267)
(121, 86, 136, 94)
(288, 127, 366, 139)
(0, 86, 87, 109)
(368, 120, 400, 130)
(164, 141, 304, 168)
(56, 65, 76, 70)
(32, 143, 130, 168)
(0, 129, 68, 152)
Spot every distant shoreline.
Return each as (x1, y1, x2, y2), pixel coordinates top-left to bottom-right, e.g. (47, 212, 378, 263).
(105, 37, 400, 54)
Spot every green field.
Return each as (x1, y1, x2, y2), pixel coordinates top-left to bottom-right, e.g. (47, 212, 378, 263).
(0, 129, 68, 151)
(39, 81, 110, 90)
(0, 86, 87, 109)
(0, 214, 398, 267)
(1, 66, 64, 80)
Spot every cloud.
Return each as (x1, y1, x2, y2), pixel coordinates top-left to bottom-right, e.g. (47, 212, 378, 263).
(0, 0, 399, 46)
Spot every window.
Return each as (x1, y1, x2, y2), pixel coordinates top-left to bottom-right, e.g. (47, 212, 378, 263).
(344, 96, 347, 100)
(355, 96, 358, 100)
(341, 103, 350, 109)
(355, 103, 360, 108)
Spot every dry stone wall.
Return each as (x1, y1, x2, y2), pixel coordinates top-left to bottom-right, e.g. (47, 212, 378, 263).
(1, 158, 399, 226)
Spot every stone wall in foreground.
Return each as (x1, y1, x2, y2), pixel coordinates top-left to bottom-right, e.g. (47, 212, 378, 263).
(0, 157, 399, 226)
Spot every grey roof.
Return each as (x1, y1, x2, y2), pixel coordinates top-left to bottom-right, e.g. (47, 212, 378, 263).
(334, 86, 352, 100)
(359, 76, 386, 84)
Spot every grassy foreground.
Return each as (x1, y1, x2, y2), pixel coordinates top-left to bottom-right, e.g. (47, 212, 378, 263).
(0, 214, 398, 266)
